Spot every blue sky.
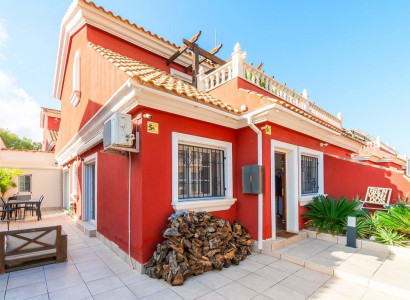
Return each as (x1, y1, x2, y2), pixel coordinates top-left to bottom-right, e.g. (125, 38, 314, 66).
(0, 1, 409, 155)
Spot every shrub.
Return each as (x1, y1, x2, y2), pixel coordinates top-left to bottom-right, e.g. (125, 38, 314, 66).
(0, 168, 23, 196)
(343, 215, 374, 239)
(376, 203, 410, 235)
(372, 227, 408, 246)
(303, 195, 367, 235)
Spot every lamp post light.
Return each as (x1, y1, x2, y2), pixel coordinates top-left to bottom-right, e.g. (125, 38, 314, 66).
(346, 216, 357, 248)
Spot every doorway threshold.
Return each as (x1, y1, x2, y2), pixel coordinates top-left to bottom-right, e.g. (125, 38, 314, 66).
(76, 220, 96, 237)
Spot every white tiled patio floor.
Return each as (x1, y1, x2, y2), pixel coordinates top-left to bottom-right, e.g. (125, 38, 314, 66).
(0, 211, 403, 300)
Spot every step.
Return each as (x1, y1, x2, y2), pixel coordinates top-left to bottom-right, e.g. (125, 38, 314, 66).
(76, 220, 96, 237)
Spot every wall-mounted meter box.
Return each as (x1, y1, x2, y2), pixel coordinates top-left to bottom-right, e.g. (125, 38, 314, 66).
(242, 165, 264, 194)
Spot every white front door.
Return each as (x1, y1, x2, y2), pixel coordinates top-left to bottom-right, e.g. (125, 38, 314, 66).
(63, 170, 70, 210)
(83, 159, 97, 224)
(271, 140, 299, 239)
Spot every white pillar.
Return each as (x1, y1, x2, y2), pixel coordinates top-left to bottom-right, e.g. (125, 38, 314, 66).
(231, 43, 246, 79)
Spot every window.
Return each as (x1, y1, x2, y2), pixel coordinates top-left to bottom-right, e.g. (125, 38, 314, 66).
(178, 144, 225, 199)
(301, 155, 319, 194)
(172, 132, 235, 212)
(19, 175, 32, 193)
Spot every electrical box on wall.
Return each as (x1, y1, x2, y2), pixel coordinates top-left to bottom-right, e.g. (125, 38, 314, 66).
(242, 165, 264, 194)
(102, 113, 139, 154)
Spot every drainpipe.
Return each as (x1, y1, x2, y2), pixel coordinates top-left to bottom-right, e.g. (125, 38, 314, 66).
(247, 116, 263, 251)
(128, 153, 134, 268)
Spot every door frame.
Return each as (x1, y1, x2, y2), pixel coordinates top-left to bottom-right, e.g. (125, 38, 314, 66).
(82, 153, 98, 225)
(63, 168, 70, 210)
(271, 140, 299, 239)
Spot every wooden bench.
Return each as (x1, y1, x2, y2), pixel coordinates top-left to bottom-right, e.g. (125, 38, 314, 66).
(360, 187, 392, 211)
(0, 225, 67, 274)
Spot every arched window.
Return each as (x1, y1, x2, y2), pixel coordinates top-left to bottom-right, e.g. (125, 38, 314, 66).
(69, 50, 81, 107)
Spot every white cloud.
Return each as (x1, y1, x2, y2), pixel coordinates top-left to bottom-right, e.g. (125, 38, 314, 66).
(0, 20, 42, 142)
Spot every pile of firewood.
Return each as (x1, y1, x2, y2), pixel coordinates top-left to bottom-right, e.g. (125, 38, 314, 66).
(144, 211, 253, 285)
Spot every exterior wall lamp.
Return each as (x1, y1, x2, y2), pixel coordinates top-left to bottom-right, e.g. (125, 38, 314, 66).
(319, 143, 328, 147)
(143, 113, 152, 119)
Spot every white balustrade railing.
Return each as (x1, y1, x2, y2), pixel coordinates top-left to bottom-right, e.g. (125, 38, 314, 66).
(197, 61, 233, 91)
(197, 43, 343, 129)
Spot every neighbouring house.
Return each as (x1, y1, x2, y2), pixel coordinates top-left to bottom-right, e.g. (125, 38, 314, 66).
(0, 108, 62, 208)
(53, 0, 410, 271)
(0, 149, 62, 208)
(40, 107, 61, 152)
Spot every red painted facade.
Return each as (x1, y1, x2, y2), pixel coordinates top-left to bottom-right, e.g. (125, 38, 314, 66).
(55, 1, 410, 267)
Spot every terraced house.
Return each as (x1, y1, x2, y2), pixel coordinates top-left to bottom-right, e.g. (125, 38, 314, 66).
(53, 0, 410, 271)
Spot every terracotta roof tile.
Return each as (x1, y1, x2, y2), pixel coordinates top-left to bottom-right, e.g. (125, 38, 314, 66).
(89, 42, 242, 115)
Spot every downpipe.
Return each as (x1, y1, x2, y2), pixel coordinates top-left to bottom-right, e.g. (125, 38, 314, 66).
(247, 117, 263, 251)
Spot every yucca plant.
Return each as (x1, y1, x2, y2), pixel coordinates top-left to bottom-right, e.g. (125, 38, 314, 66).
(372, 226, 408, 246)
(303, 195, 367, 235)
(376, 203, 410, 235)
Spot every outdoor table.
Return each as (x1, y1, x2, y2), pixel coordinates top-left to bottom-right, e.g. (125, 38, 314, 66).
(6, 199, 42, 221)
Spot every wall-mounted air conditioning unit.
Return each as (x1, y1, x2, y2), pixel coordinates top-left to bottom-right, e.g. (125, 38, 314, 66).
(103, 113, 139, 153)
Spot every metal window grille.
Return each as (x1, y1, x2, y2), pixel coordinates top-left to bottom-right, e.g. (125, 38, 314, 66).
(301, 155, 319, 194)
(19, 175, 32, 193)
(178, 144, 225, 200)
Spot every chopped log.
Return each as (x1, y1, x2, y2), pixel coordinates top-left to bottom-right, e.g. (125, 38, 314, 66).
(145, 211, 253, 285)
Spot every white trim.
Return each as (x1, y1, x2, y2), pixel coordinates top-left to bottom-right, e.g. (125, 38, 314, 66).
(69, 91, 80, 107)
(71, 161, 78, 197)
(298, 146, 324, 205)
(18, 174, 32, 193)
(63, 169, 71, 210)
(271, 140, 299, 239)
(171, 132, 236, 212)
(82, 153, 98, 225)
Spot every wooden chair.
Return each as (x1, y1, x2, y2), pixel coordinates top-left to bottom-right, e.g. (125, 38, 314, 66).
(0, 225, 67, 274)
(360, 187, 392, 211)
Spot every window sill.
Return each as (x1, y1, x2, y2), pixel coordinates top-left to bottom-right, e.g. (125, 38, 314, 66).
(172, 198, 237, 212)
(299, 194, 327, 206)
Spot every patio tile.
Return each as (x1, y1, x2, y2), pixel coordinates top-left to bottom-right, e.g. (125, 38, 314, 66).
(7, 271, 45, 289)
(319, 278, 367, 299)
(268, 259, 303, 274)
(141, 288, 183, 300)
(128, 278, 167, 298)
(0, 278, 8, 291)
(252, 295, 271, 300)
(49, 282, 92, 300)
(196, 291, 226, 300)
(80, 265, 114, 282)
(361, 288, 403, 300)
(46, 271, 84, 293)
(9, 266, 44, 278)
(236, 273, 275, 293)
(87, 275, 124, 296)
(94, 286, 137, 300)
(215, 282, 258, 300)
(170, 277, 211, 299)
(107, 260, 132, 274)
(293, 268, 331, 285)
(308, 287, 355, 300)
(5, 282, 48, 300)
(236, 258, 265, 272)
(254, 266, 290, 284)
(45, 263, 79, 280)
(194, 271, 232, 289)
(28, 294, 50, 300)
(219, 265, 250, 280)
(262, 284, 306, 300)
(279, 275, 324, 297)
(117, 270, 150, 285)
(247, 253, 279, 265)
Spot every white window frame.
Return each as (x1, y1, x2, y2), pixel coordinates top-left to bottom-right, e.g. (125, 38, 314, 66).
(18, 175, 32, 193)
(69, 50, 81, 107)
(172, 132, 236, 212)
(82, 153, 98, 225)
(298, 147, 324, 205)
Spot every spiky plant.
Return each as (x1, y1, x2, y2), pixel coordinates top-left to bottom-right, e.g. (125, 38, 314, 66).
(303, 195, 367, 235)
(376, 203, 410, 235)
(343, 215, 374, 239)
(372, 227, 408, 246)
